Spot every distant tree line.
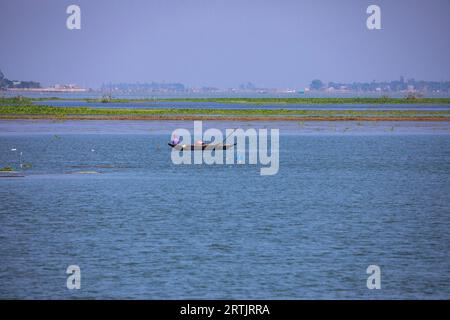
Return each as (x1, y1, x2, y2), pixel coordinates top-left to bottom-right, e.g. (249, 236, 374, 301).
(239, 82, 257, 90)
(0, 69, 40, 89)
(102, 82, 186, 92)
(310, 77, 450, 92)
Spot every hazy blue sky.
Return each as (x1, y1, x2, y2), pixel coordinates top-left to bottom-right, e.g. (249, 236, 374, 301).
(1, 0, 450, 88)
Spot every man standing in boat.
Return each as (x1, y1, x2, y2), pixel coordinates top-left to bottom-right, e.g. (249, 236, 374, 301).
(171, 134, 180, 145)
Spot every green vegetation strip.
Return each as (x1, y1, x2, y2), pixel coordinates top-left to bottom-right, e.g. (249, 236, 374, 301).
(1, 105, 449, 117)
(3, 96, 450, 105)
(139, 97, 450, 105)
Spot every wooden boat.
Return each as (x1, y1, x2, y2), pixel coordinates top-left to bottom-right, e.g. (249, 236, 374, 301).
(168, 142, 235, 151)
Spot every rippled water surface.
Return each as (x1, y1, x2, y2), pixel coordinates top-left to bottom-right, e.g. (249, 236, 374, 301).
(0, 121, 449, 299)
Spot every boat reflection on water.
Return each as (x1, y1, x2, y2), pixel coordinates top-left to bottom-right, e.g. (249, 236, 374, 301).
(168, 141, 236, 151)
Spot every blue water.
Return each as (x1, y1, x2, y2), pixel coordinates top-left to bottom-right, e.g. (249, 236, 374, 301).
(32, 100, 450, 111)
(6, 90, 450, 100)
(1, 121, 450, 299)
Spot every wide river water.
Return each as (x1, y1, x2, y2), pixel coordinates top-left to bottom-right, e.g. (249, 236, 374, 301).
(0, 120, 449, 299)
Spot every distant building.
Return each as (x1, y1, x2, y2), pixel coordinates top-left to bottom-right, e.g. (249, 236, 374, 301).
(310, 77, 450, 93)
